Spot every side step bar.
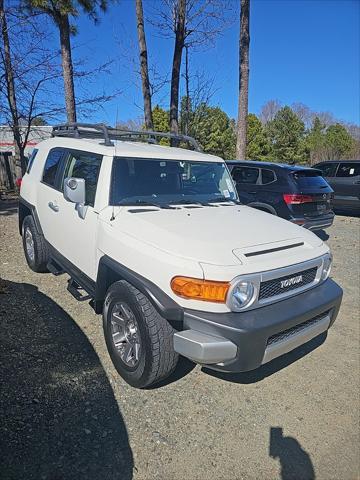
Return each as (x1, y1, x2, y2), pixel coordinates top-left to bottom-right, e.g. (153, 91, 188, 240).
(67, 278, 92, 302)
(47, 259, 65, 276)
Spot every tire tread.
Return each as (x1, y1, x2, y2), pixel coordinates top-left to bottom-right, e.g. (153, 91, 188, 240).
(104, 280, 178, 388)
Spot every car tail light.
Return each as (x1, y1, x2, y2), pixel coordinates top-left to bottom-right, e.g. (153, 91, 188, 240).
(283, 193, 313, 204)
(15, 178, 22, 188)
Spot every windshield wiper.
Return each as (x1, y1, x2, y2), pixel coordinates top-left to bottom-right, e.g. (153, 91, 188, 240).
(169, 199, 206, 206)
(119, 200, 174, 209)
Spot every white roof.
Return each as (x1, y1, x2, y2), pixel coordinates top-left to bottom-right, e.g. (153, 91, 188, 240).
(36, 136, 223, 163)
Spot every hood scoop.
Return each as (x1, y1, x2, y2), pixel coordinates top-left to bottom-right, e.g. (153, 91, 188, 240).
(244, 242, 305, 257)
(233, 238, 307, 263)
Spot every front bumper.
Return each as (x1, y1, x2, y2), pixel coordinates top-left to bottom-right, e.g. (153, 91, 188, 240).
(290, 212, 335, 231)
(173, 279, 342, 372)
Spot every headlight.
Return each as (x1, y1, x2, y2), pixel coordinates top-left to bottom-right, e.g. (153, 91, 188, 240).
(321, 253, 332, 281)
(228, 280, 256, 311)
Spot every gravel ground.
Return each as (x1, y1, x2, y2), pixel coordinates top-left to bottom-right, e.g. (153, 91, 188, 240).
(0, 199, 359, 480)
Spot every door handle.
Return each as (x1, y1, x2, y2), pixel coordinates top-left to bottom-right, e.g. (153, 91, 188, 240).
(248, 191, 257, 194)
(353, 180, 360, 185)
(48, 201, 59, 212)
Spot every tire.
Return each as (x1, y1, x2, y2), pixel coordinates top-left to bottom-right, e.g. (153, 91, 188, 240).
(22, 215, 49, 273)
(103, 280, 179, 388)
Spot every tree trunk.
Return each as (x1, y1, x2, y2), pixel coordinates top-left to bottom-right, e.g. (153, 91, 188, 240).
(58, 14, 77, 123)
(236, 0, 250, 159)
(169, 0, 186, 139)
(0, 0, 27, 175)
(135, 0, 153, 130)
(183, 44, 190, 135)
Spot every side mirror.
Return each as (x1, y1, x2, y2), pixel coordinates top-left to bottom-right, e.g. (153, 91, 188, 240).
(63, 177, 87, 218)
(64, 177, 85, 204)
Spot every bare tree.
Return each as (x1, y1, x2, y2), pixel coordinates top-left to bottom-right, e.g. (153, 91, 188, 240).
(0, 2, 63, 173)
(313, 110, 336, 128)
(180, 68, 217, 135)
(189, 70, 217, 109)
(0, 0, 22, 170)
(236, 0, 250, 159)
(150, 0, 233, 138)
(25, 0, 108, 123)
(169, 0, 186, 137)
(135, 0, 153, 130)
(291, 102, 312, 129)
(344, 122, 360, 141)
(1, 4, 113, 177)
(259, 99, 282, 124)
(116, 33, 169, 119)
(58, 12, 76, 122)
(182, 43, 190, 134)
(115, 117, 144, 131)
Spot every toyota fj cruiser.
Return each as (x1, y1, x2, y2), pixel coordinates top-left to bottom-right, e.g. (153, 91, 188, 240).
(19, 124, 343, 388)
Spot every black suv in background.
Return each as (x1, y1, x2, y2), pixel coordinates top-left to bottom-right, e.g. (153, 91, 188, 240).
(313, 160, 360, 214)
(227, 161, 334, 231)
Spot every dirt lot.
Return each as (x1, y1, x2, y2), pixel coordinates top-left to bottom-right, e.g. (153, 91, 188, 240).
(0, 199, 359, 480)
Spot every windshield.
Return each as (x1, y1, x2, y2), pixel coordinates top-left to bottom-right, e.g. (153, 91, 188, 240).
(110, 157, 238, 206)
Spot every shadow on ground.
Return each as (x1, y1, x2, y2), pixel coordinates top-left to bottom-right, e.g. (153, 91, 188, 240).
(269, 427, 315, 480)
(334, 210, 360, 219)
(0, 279, 133, 480)
(202, 333, 327, 384)
(0, 197, 18, 216)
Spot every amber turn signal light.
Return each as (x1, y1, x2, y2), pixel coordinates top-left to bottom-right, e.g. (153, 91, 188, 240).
(171, 276, 230, 303)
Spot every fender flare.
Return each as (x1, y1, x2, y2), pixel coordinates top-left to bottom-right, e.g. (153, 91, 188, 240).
(18, 197, 44, 236)
(95, 255, 184, 323)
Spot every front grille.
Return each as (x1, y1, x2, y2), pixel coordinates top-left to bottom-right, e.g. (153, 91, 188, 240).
(266, 310, 330, 347)
(259, 267, 317, 300)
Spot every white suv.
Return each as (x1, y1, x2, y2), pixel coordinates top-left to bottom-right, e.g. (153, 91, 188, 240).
(19, 124, 343, 388)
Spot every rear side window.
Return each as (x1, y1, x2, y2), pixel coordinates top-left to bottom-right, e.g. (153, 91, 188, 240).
(63, 151, 102, 206)
(232, 167, 260, 184)
(42, 148, 64, 187)
(26, 148, 38, 174)
(292, 170, 330, 188)
(315, 163, 338, 177)
(336, 163, 360, 177)
(261, 169, 276, 185)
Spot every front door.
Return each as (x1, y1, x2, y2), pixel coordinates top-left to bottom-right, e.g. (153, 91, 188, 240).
(36, 147, 103, 280)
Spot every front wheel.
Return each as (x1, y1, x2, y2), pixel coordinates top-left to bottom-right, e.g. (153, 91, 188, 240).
(103, 280, 179, 388)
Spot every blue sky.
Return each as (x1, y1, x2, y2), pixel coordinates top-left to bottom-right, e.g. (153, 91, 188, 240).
(67, 0, 359, 125)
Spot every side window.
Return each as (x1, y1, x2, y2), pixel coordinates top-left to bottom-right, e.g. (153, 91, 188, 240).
(42, 148, 64, 187)
(315, 163, 338, 177)
(336, 163, 360, 177)
(261, 169, 276, 185)
(26, 148, 38, 174)
(232, 167, 260, 185)
(63, 151, 102, 207)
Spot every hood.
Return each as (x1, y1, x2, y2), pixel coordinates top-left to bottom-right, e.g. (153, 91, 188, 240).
(111, 205, 323, 265)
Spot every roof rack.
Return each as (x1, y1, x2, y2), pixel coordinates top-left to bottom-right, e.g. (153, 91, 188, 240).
(52, 123, 202, 152)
